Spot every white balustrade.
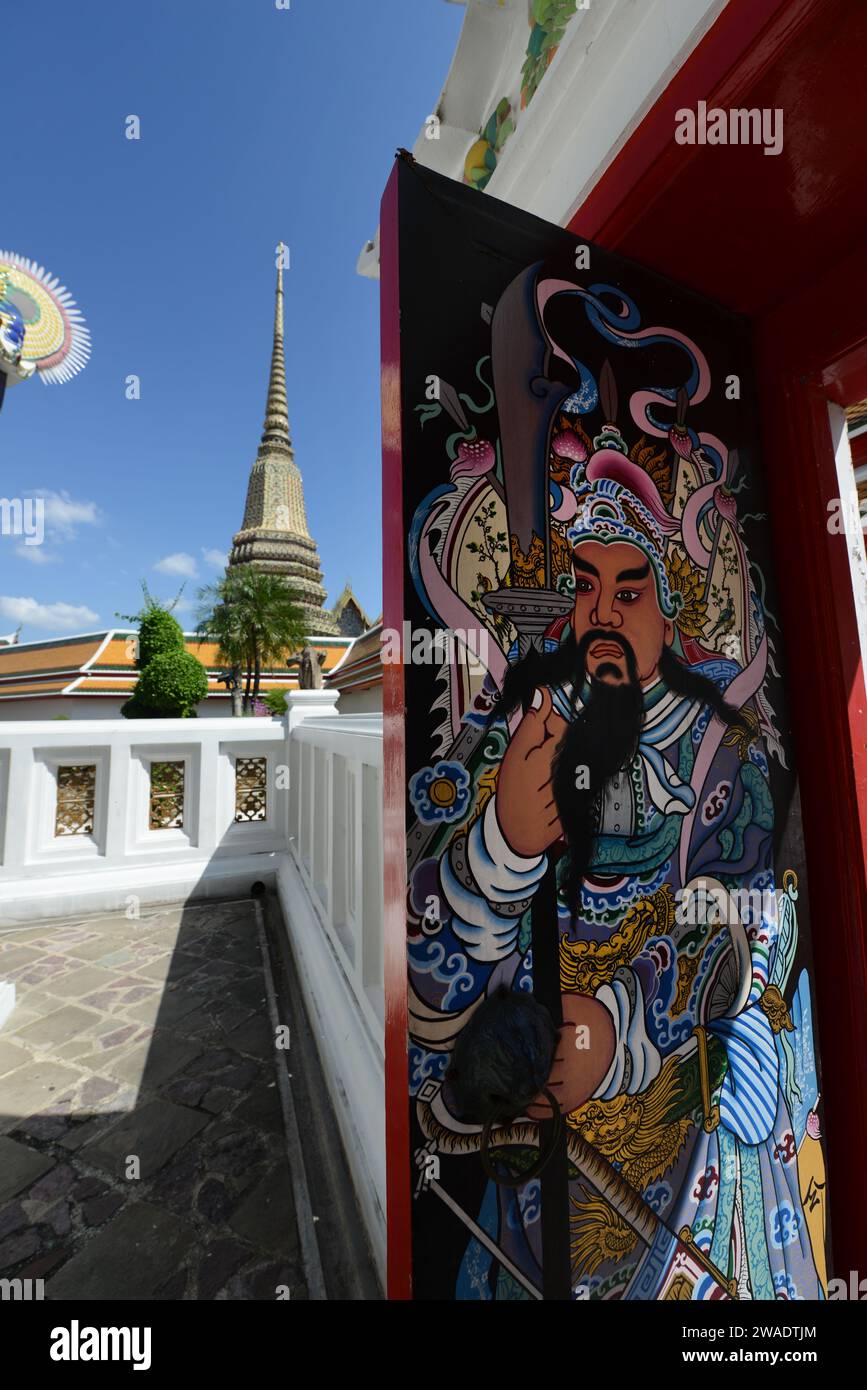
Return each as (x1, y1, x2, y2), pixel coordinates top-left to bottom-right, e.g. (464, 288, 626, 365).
(0, 698, 387, 1280)
(285, 714, 384, 1033)
(277, 709, 385, 1277)
(0, 718, 288, 918)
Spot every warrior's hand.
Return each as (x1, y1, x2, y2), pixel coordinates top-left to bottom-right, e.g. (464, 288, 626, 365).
(526, 994, 616, 1119)
(496, 686, 567, 857)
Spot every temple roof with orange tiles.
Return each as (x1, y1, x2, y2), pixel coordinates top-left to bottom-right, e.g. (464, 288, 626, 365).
(0, 629, 354, 709)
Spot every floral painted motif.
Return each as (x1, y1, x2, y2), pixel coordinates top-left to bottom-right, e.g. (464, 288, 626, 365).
(409, 760, 472, 824)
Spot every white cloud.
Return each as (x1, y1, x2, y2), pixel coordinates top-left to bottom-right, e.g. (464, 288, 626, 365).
(201, 547, 227, 569)
(14, 545, 59, 565)
(154, 552, 198, 578)
(34, 490, 102, 541)
(0, 596, 100, 632)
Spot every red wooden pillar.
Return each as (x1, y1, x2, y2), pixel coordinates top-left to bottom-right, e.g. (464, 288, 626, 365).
(754, 256, 867, 1275)
(380, 164, 413, 1299)
(564, 0, 867, 1278)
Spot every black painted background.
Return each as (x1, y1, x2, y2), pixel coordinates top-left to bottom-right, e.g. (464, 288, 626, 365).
(389, 157, 820, 1299)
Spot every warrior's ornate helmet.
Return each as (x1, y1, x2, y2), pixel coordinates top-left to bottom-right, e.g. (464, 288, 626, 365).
(551, 444, 683, 620)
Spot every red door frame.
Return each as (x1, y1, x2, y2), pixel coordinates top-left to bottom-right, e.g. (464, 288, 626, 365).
(752, 267, 867, 1281)
(382, 0, 867, 1295)
(564, 2, 867, 1279)
(380, 165, 413, 1300)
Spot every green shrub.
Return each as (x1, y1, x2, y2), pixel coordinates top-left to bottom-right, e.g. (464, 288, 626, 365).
(120, 692, 161, 719)
(133, 649, 208, 717)
(137, 608, 185, 669)
(263, 689, 288, 715)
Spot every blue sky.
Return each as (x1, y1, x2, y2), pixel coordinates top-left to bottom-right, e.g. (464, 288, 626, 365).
(0, 0, 464, 640)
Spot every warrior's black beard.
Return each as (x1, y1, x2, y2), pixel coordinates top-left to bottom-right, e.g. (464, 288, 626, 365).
(550, 632, 643, 921)
(489, 627, 748, 921)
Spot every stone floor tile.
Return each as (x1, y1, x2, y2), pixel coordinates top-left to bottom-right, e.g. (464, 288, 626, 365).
(0, 1038, 31, 1078)
(1, 990, 67, 1023)
(0, 925, 59, 944)
(228, 1166, 298, 1256)
(62, 1024, 147, 1066)
(168, 1000, 256, 1043)
(224, 1014, 274, 1061)
(0, 1136, 54, 1204)
(82, 1191, 127, 1227)
(10, 1004, 105, 1051)
(0, 945, 43, 972)
(220, 1256, 304, 1301)
(81, 1098, 210, 1180)
(123, 989, 201, 1029)
(10, 955, 80, 986)
(0, 1227, 40, 1272)
(197, 1236, 248, 1300)
(22, 1161, 77, 1207)
(0, 1060, 87, 1131)
(46, 1201, 197, 1300)
(131, 952, 201, 985)
(232, 1084, 285, 1137)
(54, 937, 127, 962)
(40, 965, 118, 1000)
(0, 1201, 28, 1241)
(0, 898, 335, 1301)
(100, 1030, 203, 1090)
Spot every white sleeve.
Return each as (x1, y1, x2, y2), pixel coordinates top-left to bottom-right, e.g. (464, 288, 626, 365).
(470, 796, 547, 898)
(441, 794, 548, 963)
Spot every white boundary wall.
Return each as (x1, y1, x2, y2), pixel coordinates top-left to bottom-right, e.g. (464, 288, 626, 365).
(276, 711, 386, 1276)
(0, 717, 289, 918)
(0, 694, 386, 1281)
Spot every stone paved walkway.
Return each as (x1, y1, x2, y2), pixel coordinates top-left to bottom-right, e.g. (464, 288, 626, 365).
(0, 899, 306, 1299)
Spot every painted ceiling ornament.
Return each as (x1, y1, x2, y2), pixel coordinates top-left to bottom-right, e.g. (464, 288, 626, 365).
(0, 251, 91, 411)
(0, 269, 34, 384)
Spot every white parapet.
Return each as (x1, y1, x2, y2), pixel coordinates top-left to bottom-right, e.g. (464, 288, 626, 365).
(0, 701, 387, 1281)
(277, 697, 386, 1278)
(0, 716, 289, 921)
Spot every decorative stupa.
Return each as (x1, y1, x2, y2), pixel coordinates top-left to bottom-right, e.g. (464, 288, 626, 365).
(229, 251, 337, 634)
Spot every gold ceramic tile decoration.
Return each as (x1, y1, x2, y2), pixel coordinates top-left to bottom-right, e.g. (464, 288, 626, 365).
(55, 764, 96, 836)
(235, 756, 267, 823)
(149, 760, 185, 830)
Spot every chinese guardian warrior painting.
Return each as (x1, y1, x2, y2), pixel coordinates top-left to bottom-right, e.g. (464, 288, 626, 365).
(386, 160, 830, 1301)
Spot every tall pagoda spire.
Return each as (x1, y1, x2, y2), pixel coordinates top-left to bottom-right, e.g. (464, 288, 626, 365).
(259, 257, 293, 456)
(229, 248, 337, 634)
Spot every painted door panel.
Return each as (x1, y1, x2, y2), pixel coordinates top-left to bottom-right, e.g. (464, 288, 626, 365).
(382, 157, 829, 1301)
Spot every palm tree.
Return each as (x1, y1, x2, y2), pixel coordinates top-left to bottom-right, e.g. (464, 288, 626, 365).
(196, 584, 249, 715)
(196, 568, 307, 713)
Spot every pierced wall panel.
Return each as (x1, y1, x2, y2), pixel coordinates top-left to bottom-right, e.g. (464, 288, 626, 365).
(235, 756, 267, 823)
(149, 760, 185, 830)
(55, 764, 96, 837)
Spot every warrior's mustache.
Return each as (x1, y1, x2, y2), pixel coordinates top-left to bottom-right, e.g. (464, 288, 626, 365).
(489, 625, 639, 725)
(574, 628, 640, 687)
